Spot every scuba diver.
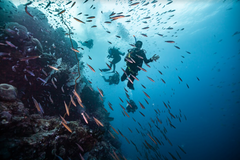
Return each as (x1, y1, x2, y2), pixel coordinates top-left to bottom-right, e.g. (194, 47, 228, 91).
(100, 72, 120, 85)
(80, 39, 93, 49)
(121, 40, 160, 90)
(101, 47, 125, 73)
(126, 100, 138, 113)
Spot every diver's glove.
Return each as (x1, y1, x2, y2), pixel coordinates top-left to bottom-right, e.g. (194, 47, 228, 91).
(151, 54, 160, 62)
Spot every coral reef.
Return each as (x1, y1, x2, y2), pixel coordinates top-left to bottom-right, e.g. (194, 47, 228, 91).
(0, 92, 122, 160)
(0, 1, 123, 160)
(0, 84, 18, 101)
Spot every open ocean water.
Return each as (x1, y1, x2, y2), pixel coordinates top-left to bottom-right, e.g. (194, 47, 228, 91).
(0, 0, 240, 160)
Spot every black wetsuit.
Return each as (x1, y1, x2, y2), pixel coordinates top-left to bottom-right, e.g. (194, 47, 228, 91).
(102, 48, 124, 72)
(121, 48, 153, 89)
(103, 73, 120, 85)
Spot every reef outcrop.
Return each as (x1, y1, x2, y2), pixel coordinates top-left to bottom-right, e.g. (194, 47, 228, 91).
(0, 83, 18, 101)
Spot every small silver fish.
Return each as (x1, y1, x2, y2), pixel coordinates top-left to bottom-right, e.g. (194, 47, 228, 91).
(24, 69, 35, 76)
(0, 52, 11, 56)
(5, 41, 18, 49)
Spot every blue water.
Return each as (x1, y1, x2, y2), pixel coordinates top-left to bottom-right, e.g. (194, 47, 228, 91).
(9, 0, 240, 159)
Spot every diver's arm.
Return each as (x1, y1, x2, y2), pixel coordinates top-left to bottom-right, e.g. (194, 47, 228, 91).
(142, 50, 153, 63)
(120, 52, 125, 56)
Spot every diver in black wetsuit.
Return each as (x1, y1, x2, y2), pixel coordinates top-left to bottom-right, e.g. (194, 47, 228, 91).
(102, 47, 125, 73)
(121, 41, 159, 90)
(80, 39, 93, 49)
(101, 72, 120, 85)
(126, 100, 138, 113)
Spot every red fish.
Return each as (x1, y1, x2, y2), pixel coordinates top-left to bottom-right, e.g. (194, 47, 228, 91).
(147, 76, 155, 82)
(129, 2, 140, 6)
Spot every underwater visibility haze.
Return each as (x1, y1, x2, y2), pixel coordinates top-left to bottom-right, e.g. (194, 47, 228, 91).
(0, 0, 240, 160)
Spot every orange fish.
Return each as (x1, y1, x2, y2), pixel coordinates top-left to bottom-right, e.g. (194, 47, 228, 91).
(97, 87, 104, 97)
(110, 125, 119, 134)
(87, 16, 95, 19)
(73, 17, 85, 24)
(59, 115, 67, 124)
(143, 91, 150, 99)
(108, 103, 114, 111)
(93, 116, 104, 127)
(81, 112, 88, 124)
(129, 2, 140, 6)
(48, 65, 59, 71)
(110, 15, 125, 20)
(61, 121, 72, 133)
(147, 133, 157, 145)
(86, 64, 95, 72)
(109, 12, 115, 16)
(71, 48, 80, 53)
(124, 110, 130, 118)
(161, 78, 166, 83)
(106, 63, 111, 69)
(108, 130, 115, 139)
(130, 74, 139, 81)
(71, 2, 76, 8)
(58, 10, 66, 15)
(137, 66, 147, 72)
(64, 101, 69, 116)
